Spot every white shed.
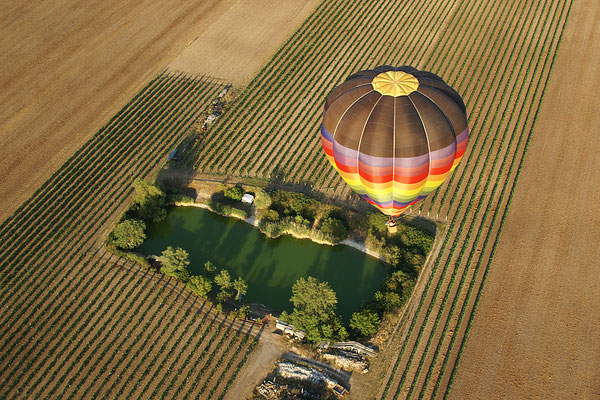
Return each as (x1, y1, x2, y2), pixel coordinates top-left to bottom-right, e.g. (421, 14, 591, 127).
(241, 193, 255, 204)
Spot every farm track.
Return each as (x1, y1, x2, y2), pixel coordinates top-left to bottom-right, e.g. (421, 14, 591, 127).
(190, 0, 572, 398)
(0, 73, 258, 398)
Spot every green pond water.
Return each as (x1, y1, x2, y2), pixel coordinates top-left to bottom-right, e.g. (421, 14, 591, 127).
(139, 206, 387, 321)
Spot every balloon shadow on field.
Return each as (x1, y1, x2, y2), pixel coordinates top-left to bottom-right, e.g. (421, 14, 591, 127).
(401, 215, 437, 236)
(265, 165, 322, 199)
(156, 165, 198, 200)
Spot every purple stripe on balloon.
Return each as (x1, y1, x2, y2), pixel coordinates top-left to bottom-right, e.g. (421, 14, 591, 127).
(359, 194, 415, 209)
(320, 125, 334, 142)
(333, 144, 358, 168)
(456, 127, 469, 143)
(359, 152, 429, 168)
(359, 161, 429, 178)
(429, 142, 456, 160)
(332, 140, 359, 158)
(328, 137, 439, 170)
(358, 153, 394, 168)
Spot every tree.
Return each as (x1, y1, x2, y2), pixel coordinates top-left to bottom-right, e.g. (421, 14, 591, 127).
(235, 305, 250, 319)
(160, 246, 190, 280)
(381, 245, 401, 266)
(214, 269, 233, 302)
(260, 209, 280, 223)
(187, 275, 212, 297)
(224, 186, 244, 201)
(385, 270, 413, 292)
(287, 277, 347, 342)
(233, 277, 248, 301)
(204, 260, 217, 276)
(214, 269, 232, 290)
(293, 215, 310, 227)
(350, 310, 381, 337)
(290, 196, 310, 216)
(374, 290, 402, 312)
(254, 189, 272, 209)
(320, 217, 348, 242)
(132, 179, 167, 222)
(290, 276, 337, 315)
(111, 219, 146, 249)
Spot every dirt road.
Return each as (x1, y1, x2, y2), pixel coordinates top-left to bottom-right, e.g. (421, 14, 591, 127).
(449, 1, 600, 398)
(0, 0, 247, 221)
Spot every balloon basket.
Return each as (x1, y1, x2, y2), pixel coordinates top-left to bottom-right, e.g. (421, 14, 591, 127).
(385, 217, 398, 234)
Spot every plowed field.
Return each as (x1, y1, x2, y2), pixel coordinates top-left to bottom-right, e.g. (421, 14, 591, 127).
(448, 0, 600, 398)
(0, 0, 589, 398)
(0, 0, 234, 221)
(168, 0, 322, 85)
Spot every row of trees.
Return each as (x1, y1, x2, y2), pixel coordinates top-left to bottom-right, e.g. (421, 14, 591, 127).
(257, 191, 349, 243)
(280, 274, 415, 342)
(158, 250, 380, 341)
(280, 277, 347, 342)
(279, 276, 383, 342)
(224, 185, 272, 209)
(158, 246, 249, 315)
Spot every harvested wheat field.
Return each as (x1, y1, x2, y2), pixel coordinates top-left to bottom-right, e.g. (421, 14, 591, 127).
(0, 0, 315, 222)
(169, 0, 322, 85)
(448, 1, 600, 398)
(0, 0, 232, 220)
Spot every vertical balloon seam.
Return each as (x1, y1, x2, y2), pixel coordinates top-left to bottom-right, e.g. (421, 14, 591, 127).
(330, 88, 377, 193)
(392, 66, 398, 215)
(325, 82, 375, 112)
(406, 93, 432, 206)
(416, 87, 459, 181)
(356, 94, 384, 211)
(392, 94, 397, 214)
(416, 89, 458, 139)
(417, 84, 467, 173)
(330, 88, 375, 142)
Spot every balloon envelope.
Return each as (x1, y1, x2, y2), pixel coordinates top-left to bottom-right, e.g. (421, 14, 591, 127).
(320, 65, 468, 216)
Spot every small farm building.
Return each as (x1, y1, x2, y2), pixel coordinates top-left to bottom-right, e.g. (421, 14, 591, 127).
(242, 193, 254, 204)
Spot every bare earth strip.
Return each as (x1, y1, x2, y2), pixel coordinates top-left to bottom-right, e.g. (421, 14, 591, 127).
(168, 0, 322, 85)
(449, 1, 600, 398)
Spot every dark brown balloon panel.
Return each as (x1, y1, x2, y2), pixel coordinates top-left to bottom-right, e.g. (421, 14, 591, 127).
(320, 66, 469, 216)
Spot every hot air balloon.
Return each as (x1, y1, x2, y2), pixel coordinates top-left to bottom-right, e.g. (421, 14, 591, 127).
(320, 66, 468, 232)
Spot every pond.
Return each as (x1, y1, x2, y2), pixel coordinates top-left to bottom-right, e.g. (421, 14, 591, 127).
(139, 206, 387, 322)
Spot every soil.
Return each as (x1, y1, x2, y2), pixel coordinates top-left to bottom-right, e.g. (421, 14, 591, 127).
(223, 320, 291, 400)
(448, 1, 600, 398)
(0, 0, 240, 222)
(168, 0, 322, 86)
(348, 231, 446, 400)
